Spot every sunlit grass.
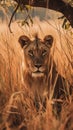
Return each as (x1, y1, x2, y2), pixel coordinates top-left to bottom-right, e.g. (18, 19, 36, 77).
(0, 19, 73, 130)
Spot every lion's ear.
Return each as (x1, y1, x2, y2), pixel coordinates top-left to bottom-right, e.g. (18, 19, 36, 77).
(18, 35, 30, 48)
(44, 35, 53, 48)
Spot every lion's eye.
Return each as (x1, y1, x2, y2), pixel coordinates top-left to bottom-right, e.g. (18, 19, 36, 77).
(28, 50, 34, 57)
(42, 50, 47, 56)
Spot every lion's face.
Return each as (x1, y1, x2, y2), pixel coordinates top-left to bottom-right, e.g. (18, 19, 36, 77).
(19, 35, 53, 77)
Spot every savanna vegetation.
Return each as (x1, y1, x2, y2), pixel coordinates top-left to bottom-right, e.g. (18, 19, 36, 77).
(0, 0, 73, 130)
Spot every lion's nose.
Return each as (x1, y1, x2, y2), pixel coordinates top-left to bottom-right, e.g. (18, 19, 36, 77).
(35, 64, 42, 68)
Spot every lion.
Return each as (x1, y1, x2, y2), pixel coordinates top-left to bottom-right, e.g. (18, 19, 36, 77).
(19, 32, 70, 113)
(18, 34, 64, 99)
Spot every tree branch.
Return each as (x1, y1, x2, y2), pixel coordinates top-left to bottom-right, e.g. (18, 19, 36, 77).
(13, 0, 73, 27)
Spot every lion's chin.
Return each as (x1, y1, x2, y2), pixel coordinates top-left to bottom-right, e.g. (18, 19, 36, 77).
(32, 72, 44, 78)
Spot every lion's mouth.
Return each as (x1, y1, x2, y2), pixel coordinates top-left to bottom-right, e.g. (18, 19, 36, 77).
(32, 70, 44, 77)
(34, 70, 42, 73)
(33, 70, 44, 73)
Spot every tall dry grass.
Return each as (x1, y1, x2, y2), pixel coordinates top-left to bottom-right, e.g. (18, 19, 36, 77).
(0, 18, 73, 130)
(0, 22, 24, 129)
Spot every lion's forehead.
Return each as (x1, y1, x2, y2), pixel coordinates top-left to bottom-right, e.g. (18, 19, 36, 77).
(27, 41, 47, 51)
